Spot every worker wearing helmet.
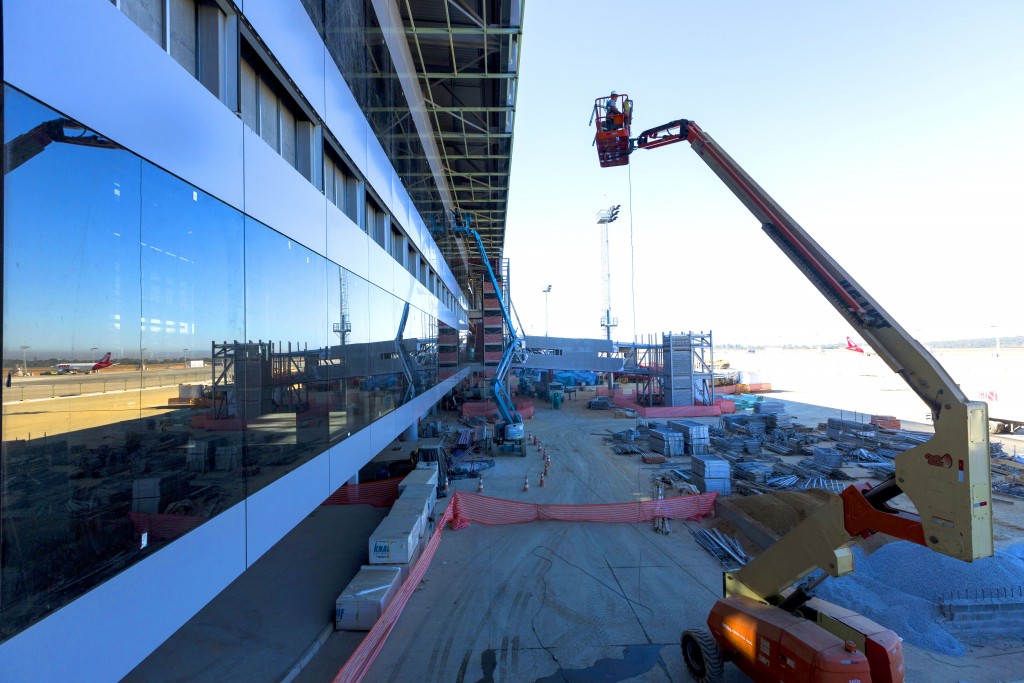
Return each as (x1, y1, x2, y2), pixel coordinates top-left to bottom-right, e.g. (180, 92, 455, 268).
(603, 91, 622, 131)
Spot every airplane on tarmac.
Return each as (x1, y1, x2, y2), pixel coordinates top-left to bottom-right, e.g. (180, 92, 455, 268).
(50, 352, 114, 374)
(845, 336, 865, 353)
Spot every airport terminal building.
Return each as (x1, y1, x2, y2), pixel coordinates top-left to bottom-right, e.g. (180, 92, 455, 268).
(1, 1, 521, 678)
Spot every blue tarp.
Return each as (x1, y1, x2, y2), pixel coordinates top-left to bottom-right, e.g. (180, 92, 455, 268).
(553, 370, 599, 386)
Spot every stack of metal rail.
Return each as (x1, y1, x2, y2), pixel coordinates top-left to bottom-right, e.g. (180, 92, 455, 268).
(812, 446, 844, 468)
(648, 428, 686, 456)
(691, 454, 732, 494)
(667, 419, 712, 455)
(733, 461, 775, 484)
(753, 400, 785, 414)
(690, 527, 751, 570)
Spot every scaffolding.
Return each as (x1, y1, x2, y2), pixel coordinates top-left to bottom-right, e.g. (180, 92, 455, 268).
(621, 331, 715, 408)
(210, 341, 316, 420)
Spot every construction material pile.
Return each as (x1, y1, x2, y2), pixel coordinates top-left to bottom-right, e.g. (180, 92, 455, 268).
(691, 454, 732, 495)
(815, 542, 1024, 655)
(667, 420, 711, 455)
(648, 428, 685, 456)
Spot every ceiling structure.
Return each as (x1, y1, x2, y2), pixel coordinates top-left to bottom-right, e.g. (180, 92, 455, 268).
(398, 0, 524, 293)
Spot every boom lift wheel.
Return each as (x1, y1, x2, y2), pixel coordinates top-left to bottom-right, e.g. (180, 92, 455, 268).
(680, 627, 723, 683)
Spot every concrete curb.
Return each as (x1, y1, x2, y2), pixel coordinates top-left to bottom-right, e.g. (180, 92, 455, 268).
(278, 621, 335, 683)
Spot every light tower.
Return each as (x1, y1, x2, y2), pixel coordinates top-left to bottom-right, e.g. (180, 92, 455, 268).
(596, 205, 620, 391)
(542, 285, 552, 337)
(596, 205, 620, 341)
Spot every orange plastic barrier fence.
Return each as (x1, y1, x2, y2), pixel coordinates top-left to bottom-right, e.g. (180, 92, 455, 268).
(448, 490, 717, 529)
(322, 477, 402, 507)
(332, 503, 455, 683)
(460, 399, 535, 420)
(331, 490, 717, 682)
(129, 512, 205, 541)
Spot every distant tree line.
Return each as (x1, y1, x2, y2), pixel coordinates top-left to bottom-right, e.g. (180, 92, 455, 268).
(718, 336, 1022, 351)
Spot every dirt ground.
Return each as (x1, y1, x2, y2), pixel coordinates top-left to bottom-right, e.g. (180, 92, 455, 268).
(302, 387, 1024, 683)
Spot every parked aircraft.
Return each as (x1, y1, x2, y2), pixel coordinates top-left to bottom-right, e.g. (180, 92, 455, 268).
(51, 352, 113, 374)
(846, 337, 865, 354)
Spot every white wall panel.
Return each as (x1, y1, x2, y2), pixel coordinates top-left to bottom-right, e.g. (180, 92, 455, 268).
(364, 134, 395, 211)
(323, 59, 368, 176)
(330, 429, 372, 490)
(326, 203, 370, 279)
(243, 127, 328, 254)
(245, 450, 332, 565)
(3, 0, 245, 211)
(366, 243, 396, 294)
(244, 0, 327, 121)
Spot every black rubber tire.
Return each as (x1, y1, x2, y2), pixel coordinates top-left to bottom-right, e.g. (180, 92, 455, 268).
(681, 627, 724, 683)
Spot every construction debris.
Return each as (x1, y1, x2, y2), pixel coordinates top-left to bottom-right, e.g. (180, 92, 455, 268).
(690, 527, 751, 570)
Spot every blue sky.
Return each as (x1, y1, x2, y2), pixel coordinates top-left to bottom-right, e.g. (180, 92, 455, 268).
(504, 1, 1024, 345)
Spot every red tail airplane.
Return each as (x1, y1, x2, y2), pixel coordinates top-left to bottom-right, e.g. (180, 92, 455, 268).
(846, 337, 865, 354)
(53, 352, 114, 374)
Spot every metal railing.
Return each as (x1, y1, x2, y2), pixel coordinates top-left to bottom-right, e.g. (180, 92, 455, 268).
(2, 370, 209, 403)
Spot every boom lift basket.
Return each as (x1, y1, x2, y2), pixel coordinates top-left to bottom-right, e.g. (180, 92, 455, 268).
(593, 94, 633, 167)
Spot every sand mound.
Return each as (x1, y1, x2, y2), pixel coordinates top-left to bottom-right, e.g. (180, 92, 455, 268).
(729, 489, 832, 536)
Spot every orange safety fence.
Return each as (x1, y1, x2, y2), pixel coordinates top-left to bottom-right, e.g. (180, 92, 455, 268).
(331, 490, 717, 682)
(448, 490, 717, 529)
(322, 477, 402, 507)
(129, 511, 206, 541)
(460, 398, 535, 420)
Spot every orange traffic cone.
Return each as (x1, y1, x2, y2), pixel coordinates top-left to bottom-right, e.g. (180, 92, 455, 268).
(443, 477, 450, 493)
(477, 477, 484, 493)
(523, 475, 530, 493)
(539, 472, 546, 487)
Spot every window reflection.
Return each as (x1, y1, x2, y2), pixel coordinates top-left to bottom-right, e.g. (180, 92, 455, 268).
(2, 86, 446, 643)
(3, 87, 144, 640)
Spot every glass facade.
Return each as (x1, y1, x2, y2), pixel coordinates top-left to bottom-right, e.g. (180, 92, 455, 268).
(1, 86, 450, 641)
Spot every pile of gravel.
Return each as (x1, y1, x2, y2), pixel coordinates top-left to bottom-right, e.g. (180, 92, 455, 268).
(813, 541, 1024, 656)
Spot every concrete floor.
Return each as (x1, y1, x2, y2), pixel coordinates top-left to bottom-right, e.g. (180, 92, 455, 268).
(123, 381, 1024, 683)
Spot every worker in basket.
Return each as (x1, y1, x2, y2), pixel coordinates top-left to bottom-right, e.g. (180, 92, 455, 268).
(603, 91, 623, 131)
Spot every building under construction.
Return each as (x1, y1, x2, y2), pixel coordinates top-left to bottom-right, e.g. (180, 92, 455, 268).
(2, 2, 1019, 682)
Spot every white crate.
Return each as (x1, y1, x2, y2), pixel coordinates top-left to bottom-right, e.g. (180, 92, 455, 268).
(369, 516, 420, 564)
(389, 499, 431, 538)
(415, 460, 439, 475)
(334, 565, 401, 631)
(399, 483, 437, 510)
(399, 470, 438, 493)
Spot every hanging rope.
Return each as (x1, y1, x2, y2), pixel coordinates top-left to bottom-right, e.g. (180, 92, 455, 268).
(628, 162, 638, 343)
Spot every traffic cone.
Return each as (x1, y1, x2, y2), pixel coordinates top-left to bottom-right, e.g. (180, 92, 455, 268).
(539, 472, 546, 487)
(523, 475, 530, 493)
(477, 477, 484, 493)
(443, 477, 450, 493)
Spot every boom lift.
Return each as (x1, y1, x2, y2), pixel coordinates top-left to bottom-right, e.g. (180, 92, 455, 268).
(591, 94, 994, 682)
(434, 211, 527, 449)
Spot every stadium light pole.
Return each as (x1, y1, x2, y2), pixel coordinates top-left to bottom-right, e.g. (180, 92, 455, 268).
(543, 285, 552, 337)
(597, 205, 621, 390)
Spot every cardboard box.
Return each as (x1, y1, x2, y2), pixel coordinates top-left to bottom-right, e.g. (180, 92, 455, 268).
(335, 565, 401, 630)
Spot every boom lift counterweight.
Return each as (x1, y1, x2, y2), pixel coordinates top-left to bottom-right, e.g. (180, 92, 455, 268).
(591, 95, 993, 682)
